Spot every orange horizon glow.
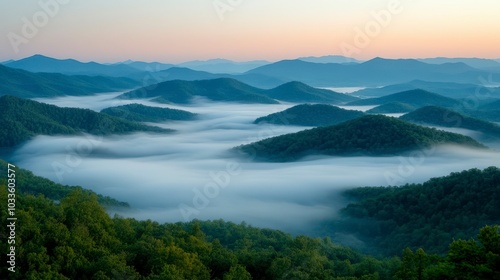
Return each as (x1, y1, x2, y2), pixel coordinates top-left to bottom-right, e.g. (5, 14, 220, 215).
(1, 0, 499, 63)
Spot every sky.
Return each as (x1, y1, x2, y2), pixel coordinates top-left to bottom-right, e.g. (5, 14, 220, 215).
(1, 0, 499, 63)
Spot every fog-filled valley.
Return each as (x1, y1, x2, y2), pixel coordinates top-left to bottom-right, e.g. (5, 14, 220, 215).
(4, 93, 500, 237)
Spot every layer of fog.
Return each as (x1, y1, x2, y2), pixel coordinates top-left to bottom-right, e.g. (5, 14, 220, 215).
(10, 94, 500, 236)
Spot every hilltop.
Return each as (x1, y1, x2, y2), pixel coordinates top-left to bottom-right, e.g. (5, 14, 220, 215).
(254, 104, 365, 126)
(101, 103, 197, 122)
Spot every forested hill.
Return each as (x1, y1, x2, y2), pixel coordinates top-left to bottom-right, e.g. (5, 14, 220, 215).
(400, 106, 500, 138)
(0, 96, 171, 147)
(338, 167, 500, 256)
(118, 78, 279, 104)
(235, 115, 485, 162)
(263, 81, 358, 103)
(101, 103, 197, 122)
(254, 104, 365, 126)
(366, 102, 416, 114)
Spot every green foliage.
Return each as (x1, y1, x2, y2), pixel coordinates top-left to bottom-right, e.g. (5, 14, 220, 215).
(236, 115, 485, 162)
(101, 103, 197, 122)
(0, 188, 400, 279)
(339, 167, 500, 256)
(0, 96, 171, 147)
(254, 104, 365, 127)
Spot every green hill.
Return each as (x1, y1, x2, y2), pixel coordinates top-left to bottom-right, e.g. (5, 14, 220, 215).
(0, 64, 138, 98)
(235, 115, 485, 162)
(264, 81, 359, 104)
(348, 89, 459, 108)
(254, 104, 365, 126)
(400, 106, 500, 138)
(337, 167, 500, 256)
(0, 96, 170, 147)
(367, 102, 416, 114)
(101, 103, 197, 122)
(119, 78, 278, 104)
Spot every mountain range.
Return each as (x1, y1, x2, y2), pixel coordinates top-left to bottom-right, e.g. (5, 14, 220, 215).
(247, 57, 500, 87)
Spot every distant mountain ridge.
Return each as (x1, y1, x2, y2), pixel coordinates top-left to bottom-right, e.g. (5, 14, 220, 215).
(247, 57, 497, 86)
(234, 115, 485, 162)
(5, 54, 141, 77)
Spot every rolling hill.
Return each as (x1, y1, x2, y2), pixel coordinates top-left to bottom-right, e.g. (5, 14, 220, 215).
(347, 89, 460, 108)
(400, 106, 500, 137)
(0, 64, 138, 98)
(366, 102, 416, 114)
(118, 78, 278, 104)
(235, 115, 484, 162)
(264, 81, 358, 103)
(5, 54, 141, 77)
(0, 96, 170, 147)
(254, 104, 365, 126)
(101, 103, 197, 122)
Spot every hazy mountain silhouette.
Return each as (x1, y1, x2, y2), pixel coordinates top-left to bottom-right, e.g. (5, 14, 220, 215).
(6, 54, 141, 77)
(177, 58, 269, 74)
(248, 58, 494, 86)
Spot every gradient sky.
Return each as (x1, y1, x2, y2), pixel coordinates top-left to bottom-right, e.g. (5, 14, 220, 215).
(1, 0, 499, 63)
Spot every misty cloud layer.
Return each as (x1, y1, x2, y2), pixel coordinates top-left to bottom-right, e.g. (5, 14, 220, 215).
(9, 93, 500, 235)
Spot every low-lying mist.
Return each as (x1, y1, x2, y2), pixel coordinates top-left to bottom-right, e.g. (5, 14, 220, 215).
(10, 93, 500, 235)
